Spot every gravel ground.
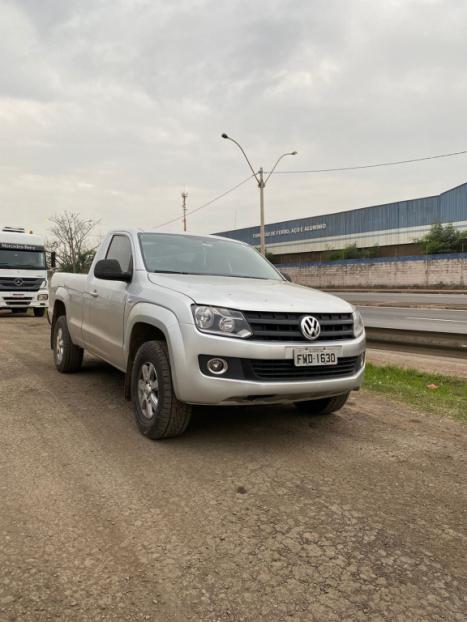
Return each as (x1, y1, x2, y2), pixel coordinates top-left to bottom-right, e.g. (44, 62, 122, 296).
(0, 316, 466, 622)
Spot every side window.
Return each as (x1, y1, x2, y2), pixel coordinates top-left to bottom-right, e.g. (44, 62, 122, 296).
(106, 235, 133, 273)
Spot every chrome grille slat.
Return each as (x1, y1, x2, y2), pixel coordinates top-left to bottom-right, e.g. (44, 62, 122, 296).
(243, 311, 354, 342)
(0, 277, 43, 292)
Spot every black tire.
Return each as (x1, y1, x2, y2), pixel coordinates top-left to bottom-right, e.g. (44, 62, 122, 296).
(131, 340, 192, 440)
(53, 315, 83, 373)
(33, 308, 45, 317)
(294, 392, 350, 415)
(11, 308, 27, 314)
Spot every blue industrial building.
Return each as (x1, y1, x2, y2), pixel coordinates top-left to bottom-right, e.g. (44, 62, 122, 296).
(218, 182, 467, 260)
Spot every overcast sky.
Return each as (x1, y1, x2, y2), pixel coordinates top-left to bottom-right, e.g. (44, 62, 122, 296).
(1, 0, 466, 240)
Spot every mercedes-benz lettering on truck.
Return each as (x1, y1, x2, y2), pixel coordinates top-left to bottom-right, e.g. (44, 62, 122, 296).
(0, 226, 49, 316)
(48, 229, 365, 439)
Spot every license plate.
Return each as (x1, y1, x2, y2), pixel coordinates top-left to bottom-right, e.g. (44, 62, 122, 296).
(293, 346, 342, 367)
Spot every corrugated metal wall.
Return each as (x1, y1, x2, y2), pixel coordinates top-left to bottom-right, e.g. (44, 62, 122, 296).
(218, 182, 467, 248)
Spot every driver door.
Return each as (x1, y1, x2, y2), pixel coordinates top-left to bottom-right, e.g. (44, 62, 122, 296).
(83, 234, 133, 368)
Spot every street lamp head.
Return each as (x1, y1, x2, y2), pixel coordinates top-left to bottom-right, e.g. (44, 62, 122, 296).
(291, 151, 298, 156)
(221, 133, 229, 139)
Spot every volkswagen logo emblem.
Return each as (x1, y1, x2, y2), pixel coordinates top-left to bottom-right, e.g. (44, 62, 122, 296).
(14, 278, 23, 287)
(300, 316, 321, 340)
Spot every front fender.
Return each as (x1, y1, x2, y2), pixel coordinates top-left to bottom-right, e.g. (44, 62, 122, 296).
(125, 302, 186, 399)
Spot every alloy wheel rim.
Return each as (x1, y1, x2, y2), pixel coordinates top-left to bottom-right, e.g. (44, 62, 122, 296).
(138, 362, 159, 419)
(56, 328, 64, 364)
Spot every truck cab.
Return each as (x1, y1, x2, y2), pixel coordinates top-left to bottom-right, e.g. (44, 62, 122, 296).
(0, 226, 49, 317)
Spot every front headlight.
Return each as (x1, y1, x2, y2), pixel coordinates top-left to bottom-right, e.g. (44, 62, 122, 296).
(192, 305, 252, 339)
(352, 308, 365, 338)
(40, 280, 48, 289)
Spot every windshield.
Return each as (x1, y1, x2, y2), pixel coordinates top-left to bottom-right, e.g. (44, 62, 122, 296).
(139, 233, 283, 280)
(0, 248, 46, 270)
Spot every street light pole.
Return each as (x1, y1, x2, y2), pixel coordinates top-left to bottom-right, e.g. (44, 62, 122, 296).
(221, 133, 297, 255)
(258, 167, 266, 255)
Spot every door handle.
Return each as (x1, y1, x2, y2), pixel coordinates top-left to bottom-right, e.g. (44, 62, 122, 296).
(89, 290, 99, 297)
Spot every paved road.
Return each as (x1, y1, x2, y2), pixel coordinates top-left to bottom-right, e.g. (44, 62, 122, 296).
(1, 317, 466, 621)
(359, 306, 467, 334)
(333, 291, 467, 308)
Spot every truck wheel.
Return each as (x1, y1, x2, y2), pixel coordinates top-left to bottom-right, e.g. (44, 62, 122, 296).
(131, 341, 192, 440)
(33, 308, 45, 317)
(12, 308, 27, 314)
(53, 315, 83, 373)
(294, 392, 349, 415)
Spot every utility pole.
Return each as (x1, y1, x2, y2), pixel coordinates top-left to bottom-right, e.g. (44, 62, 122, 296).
(258, 167, 266, 255)
(181, 191, 188, 232)
(221, 133, 297, 255)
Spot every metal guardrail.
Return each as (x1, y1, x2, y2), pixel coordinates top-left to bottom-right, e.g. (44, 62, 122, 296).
(366, 327, 467, 353)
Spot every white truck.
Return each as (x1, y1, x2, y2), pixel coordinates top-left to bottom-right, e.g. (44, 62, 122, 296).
(48, 229, 365, 439)
(0, 226, 49, 316)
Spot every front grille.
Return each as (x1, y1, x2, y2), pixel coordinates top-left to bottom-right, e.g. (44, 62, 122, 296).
(243, 311, 354, 342)
(0, 277, 42, 292)
(246, 356, 360, 381)
(3, 297, 33, 306)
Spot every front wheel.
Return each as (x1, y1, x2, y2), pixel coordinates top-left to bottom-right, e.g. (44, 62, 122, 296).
(131, 341, 192, 440)
(53, 315, 83, 373)
(294, 392, 350, 415)
(33, 307, 45, 317)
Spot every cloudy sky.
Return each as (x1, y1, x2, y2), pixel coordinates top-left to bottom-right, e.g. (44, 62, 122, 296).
(1, 0, 466, 240)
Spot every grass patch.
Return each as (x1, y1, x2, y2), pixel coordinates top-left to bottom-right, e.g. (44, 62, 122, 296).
(364, 362, 467, 423)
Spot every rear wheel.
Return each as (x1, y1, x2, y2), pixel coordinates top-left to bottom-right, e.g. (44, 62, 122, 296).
(11, 308, 27, 314)
(294, 392, 349, 415)
(53, 315, 83, 373)
(131, 340, 192, 440)
(33, 308, 45, 317)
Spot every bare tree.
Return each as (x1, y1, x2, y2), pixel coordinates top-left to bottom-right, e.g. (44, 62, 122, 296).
(48, 211, 100, 273)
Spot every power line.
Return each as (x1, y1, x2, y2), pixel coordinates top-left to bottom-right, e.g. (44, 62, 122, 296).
(153, 148, 467, 229)
(267, 149, 467, 175)
(154, 174, 255, 229)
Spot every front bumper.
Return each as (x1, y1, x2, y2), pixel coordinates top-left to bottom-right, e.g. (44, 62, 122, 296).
(0, 290, 49, 309)
(169, 322, 366, 406)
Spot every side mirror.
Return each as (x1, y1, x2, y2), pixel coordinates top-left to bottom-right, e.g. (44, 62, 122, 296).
(50, 251, 56, 269)
(281, 272, 292, 282)
(94, 259, 132, 282)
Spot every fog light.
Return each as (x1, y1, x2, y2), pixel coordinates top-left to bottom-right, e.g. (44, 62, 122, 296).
(38, 293, 48, 301)
(207, 358, 228, 375)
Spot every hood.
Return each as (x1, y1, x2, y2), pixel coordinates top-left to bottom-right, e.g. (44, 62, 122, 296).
(147, 274, 352, 313)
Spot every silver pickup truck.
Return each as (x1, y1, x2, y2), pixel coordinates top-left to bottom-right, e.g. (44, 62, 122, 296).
(49, 230, 365, 439)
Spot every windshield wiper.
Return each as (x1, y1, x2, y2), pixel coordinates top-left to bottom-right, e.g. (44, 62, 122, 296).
(151, 270, 271, 279)
(152, 270, 191, 274)
(0, 264, 43, 269)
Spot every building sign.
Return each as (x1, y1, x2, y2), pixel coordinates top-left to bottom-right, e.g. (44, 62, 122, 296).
(0, 243, 45, 251)
(252, 223, 326, 239)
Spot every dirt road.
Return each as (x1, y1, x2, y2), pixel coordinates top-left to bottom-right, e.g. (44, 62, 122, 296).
(0, 316, 465, 621)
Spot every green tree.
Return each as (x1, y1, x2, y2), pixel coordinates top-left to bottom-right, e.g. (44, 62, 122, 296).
(418, 223, 467, 255)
